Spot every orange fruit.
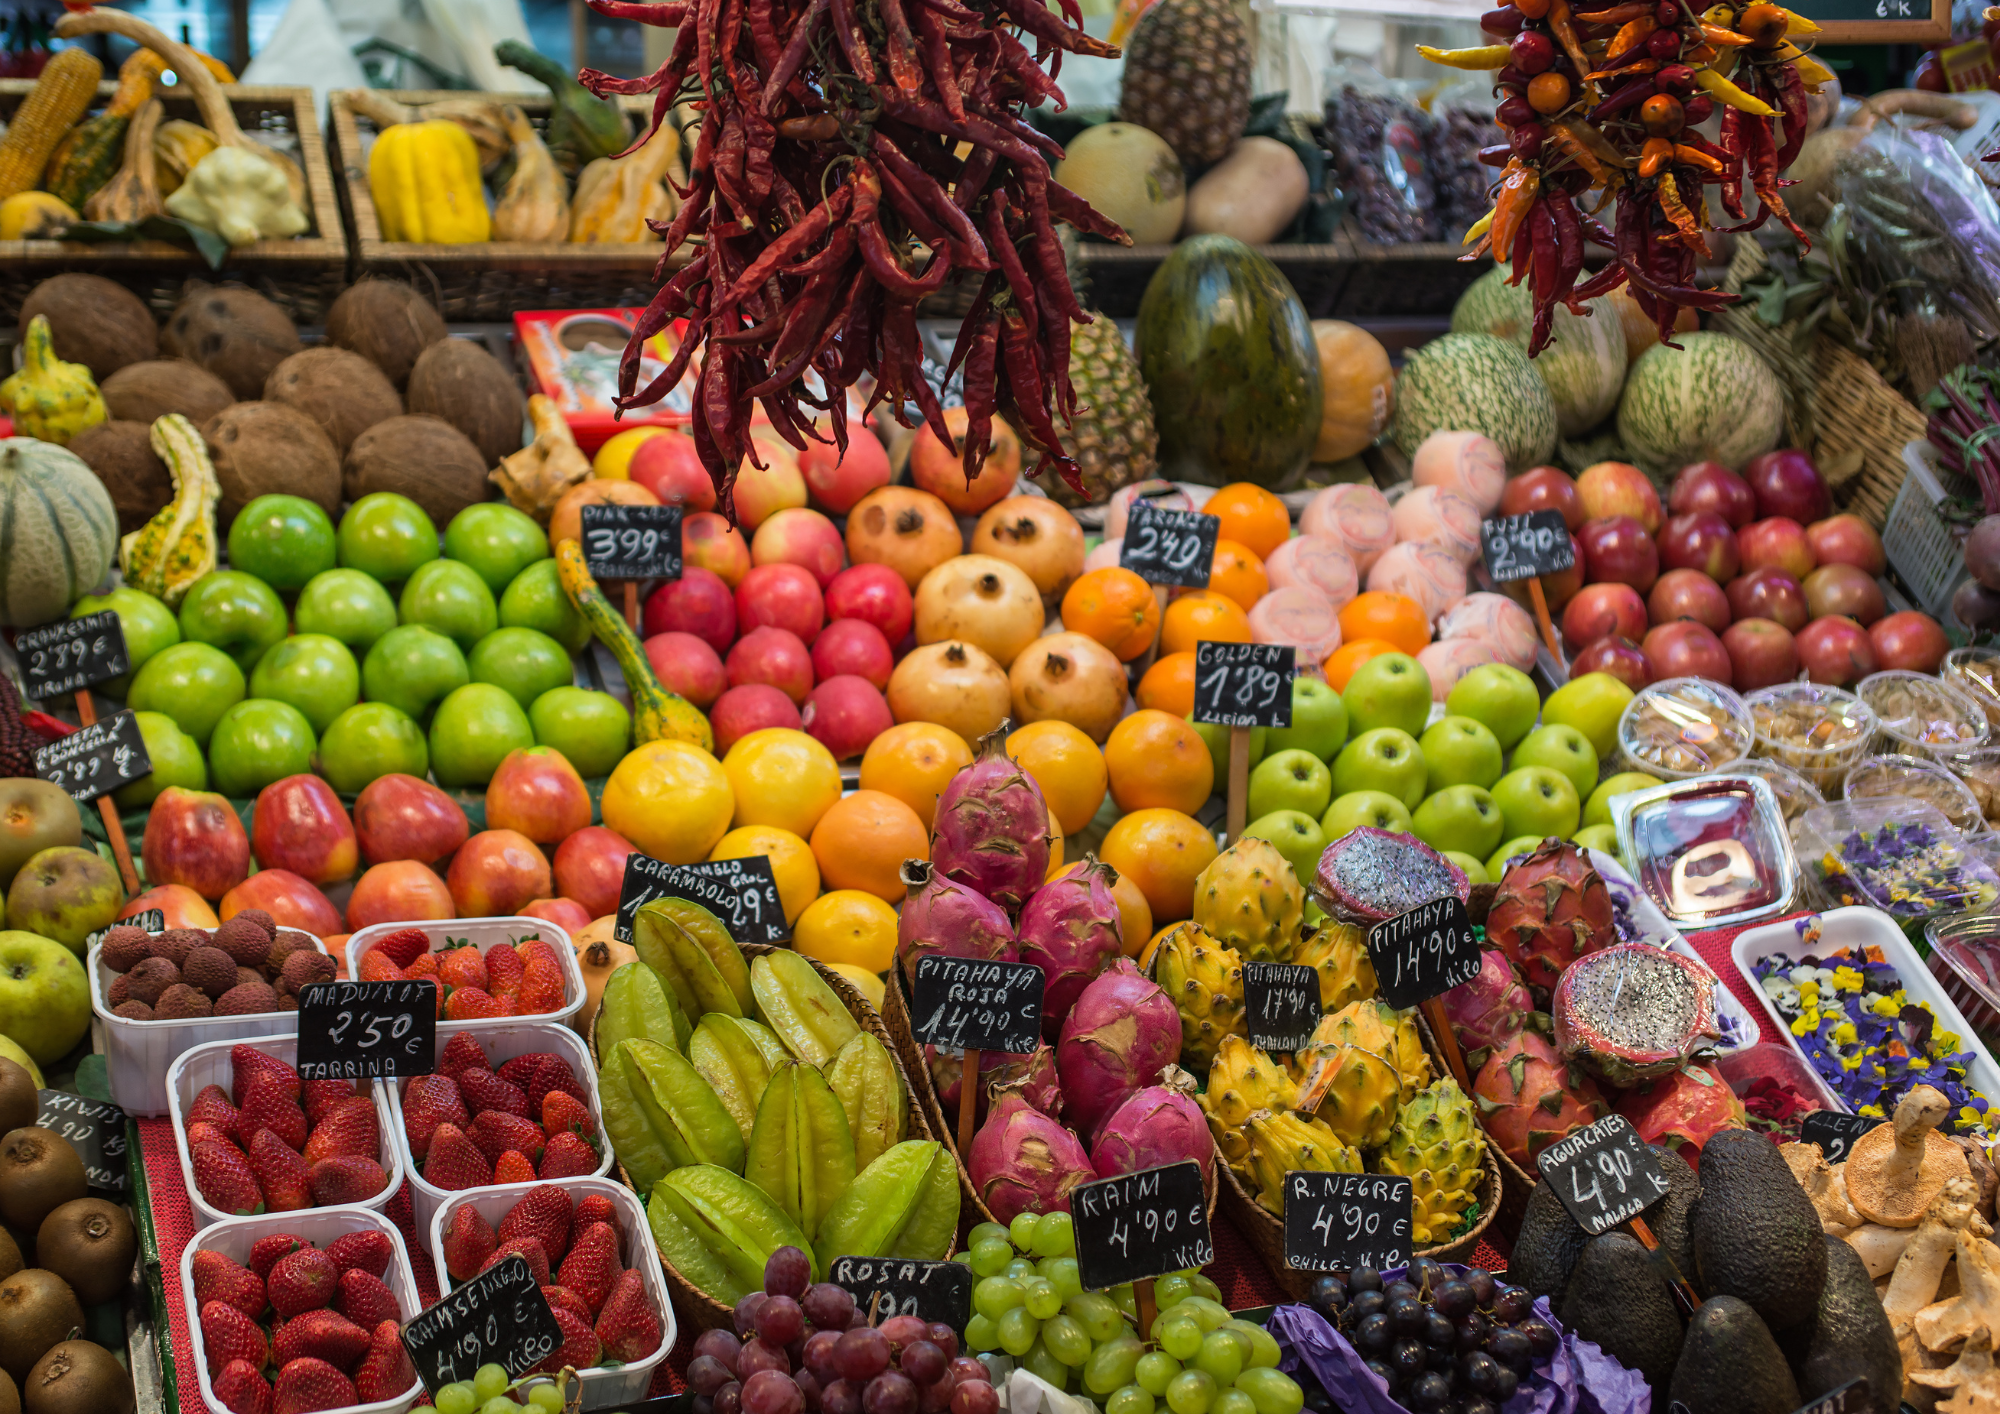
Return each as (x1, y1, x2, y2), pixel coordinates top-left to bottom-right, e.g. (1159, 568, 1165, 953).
(858, 721, 973, 829)
(1005, 720, 1108, 836)
(1202, 483, 1291, 560)
(1323, 637, 1400, 691)
(1160, 591, 1251, 657)
(1206, 539, 1269, 611)
(1100, 808, 1219, 923)
(708, 825, 819, 925)
(724, 728, 842, 838)
(1338, 591, 1432, 655)
(1046, 814, 1066, 881)
(1054, 859, 1154, 957)
(810, 789, 929, 902)
(1061, 567, 1159, 661)
(1104, 709, 1214, 814)
(1135, 651, 1199, 718)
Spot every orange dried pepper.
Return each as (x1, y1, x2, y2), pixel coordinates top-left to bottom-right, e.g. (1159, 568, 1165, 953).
(1490, 158, 1541, 259)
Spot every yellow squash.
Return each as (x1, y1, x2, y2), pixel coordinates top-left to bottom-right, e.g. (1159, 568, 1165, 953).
(1, 315, 107, 445)
(492, 104, 568, 242)
(370, 119, 491, 243)
(0, 191, 76, 239)
(84, 97, 165, 224)
(568, 119, 680, 243)
(120, 413, 221, 607)
(153, 120, 219, 196)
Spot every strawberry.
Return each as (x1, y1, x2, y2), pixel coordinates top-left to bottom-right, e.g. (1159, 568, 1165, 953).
(404, 951, 441, 982)
(248, 1234, 308, 1279)
(457, 1067, 530, 1119)
(200, 1299, 270, 1373)
(238, 1080, 309, 1153)
(532, 1306, 601, 1374)
(572, 1193, 619, 1237)
(268, 1247, 340, 1317)
(493, 1150, 537, 1185)
(481, 1236, 551, 1287)
(212, 1357, 274, 1414)
(303, 1097, 379, 1165)
(518, 955, 565, 1015)
(442, 1204, 498, 1281)
(498, 1184, 573, 1264)
(370, 928, 432, 969)
(438, 1032, 489, 1079)
(496, 1053, 547, 1087)
(542, 1283, 594, 1326)
(186, 1121, 235, 1150)
(516, 935, 561, 970)
(490, 994, 521, 1017)
(192, 1139, 265, 1216)
(356, 949, 404, 983)
(274, 1309, 372, 1369)
(247, 1129, 315, 1211)
(189, 1083, 244, 1141)
(525, 1054, 587, 1113)
(272, 1357, 357, 1414)
(335, 1269, 400, 1330)
(556, 1222, 621, 1314)
(595, 1269, 663, 1361)
(192, 1249, 267, 1319)
(541, 1090, 596, 1139)
(539, 1130, 598, 1180)
(309, 1156, 389, 1206)
(437, 943, 489, 993)
(231, 1046, 301, 1106)
(469, 1110, 545, 1164)
(400, 1073, 468, 1158)
(301, 1079, 360, 1126)
(422, 1122, 493, 1191)
(485, 943, 525, 996)
(443, 986, 503, 1021)
(324, 1230, 392, 1279)
(354, 1320, 416, 1402)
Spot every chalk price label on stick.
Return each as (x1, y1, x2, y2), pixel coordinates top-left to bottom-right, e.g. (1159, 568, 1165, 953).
(1243, 962, 1319, 1054)
(1121, 504, 1220, 589)
(1072, 1161, 1214, 1292)
(37, 1090, 127, 1193)
(1191, 642, 1295, 730)
(1789, 1378, 1869, 1414)
(1365, 895, 1480, 1010)
(582, 503, 683, 581)
(909, 955, 1045, 1056)
(400, 1255, 562, 1393)
(616, 853, 788, 945)
(1282, 1172, 1413, 1274)
(35, 710, 150, 804)
(18, 612, 129, 699)
(1536, 1114, 1672, 1235)
(1479, 509, 1575, 584)
(1800, 1111, 1884, 1165)
(829, 1256, 974, 1332)
(296, 980, 439, 1080)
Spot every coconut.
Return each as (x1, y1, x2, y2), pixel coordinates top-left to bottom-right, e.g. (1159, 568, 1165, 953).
(406, 337, 526, 467)
(18, 275, 158, 379)
(99, 359, 234, 427)
(264, 346, 402, 455)
(323, 278, 447, 388)
(343, 414, 490, 525)
(66, 421, 172, 534)
(202, 402, 341, 521)
(160, 286, 302, 400)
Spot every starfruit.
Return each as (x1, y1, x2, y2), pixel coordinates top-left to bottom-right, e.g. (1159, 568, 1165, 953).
(598, 1047, 676, 1191)
(751, 950, 860, 1067)
(633, 899, 752, 1019)
(826, 1032, 907, 1170)
(649, 1164, 817, 1305)
(747, 1061, 858, 1242)
(691, 1013, 779, 1147)
(595, 960, 691, 1063)
(738, 1017, 791, 1070)
(814, 1140, 959, 1272)
(606, 1038, 744, 1191)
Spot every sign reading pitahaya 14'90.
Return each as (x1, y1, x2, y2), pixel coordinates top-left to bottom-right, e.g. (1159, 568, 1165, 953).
(1365, 895, 1481, 1011)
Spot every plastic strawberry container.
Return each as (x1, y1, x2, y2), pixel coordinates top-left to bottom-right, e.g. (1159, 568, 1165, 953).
(345, 917, 584, 1031)
(386, 1021, 609, 1234)
(426, 1177, 674, 1409)
(166, 1034, 404, 1231)
(180, 1206, 423, 1414)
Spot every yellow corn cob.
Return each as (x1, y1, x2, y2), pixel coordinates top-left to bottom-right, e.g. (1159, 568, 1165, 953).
(0, 47, 105, 201)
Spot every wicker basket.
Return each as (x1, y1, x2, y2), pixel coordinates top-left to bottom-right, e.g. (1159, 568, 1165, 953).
(0, 82, 347, 324)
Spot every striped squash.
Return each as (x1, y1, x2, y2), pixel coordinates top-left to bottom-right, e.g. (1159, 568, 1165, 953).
(1392, 332, 1558, 473)
(1615, 331, 1784, 476)
(1450, 266, 1627, 438)
(0, 436, 119, 627)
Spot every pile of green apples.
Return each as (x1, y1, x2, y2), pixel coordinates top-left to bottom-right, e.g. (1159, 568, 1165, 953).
(1213, 656, 1656, 888)
(83, 491, 632, 806)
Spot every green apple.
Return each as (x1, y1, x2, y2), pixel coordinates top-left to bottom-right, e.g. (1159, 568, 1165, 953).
(0, 1035, 42, 1088)
(530, 687, 632, 779)
(1321, 790, 1413, 837)
(0, 930, 90, 1064)
(499, 559, 593, 655)
(468, 627, 574, 710)
(177, 570, 288, 673)
(1444, 851, 1489, 886)
(317, 702, 429, 795)
(447, 504, 550, 594)
(338, 492, 440, 585)
(430, 683, 535, 788)
(1485, 836, 1544, 882)
(1542, 671, 1636, 761)
(1264, 678, 1348, 761)
(126, 641, 245, 746)
(362, 625, 469, 722)
(1491, 766, 1581, 842)
(1341, 653, 1433, 739)
(1191, 717, 1267, 786)
(1511, 724, 1599, 803)
(113, 710, 206, 809)
(249, 634, 360, 735)
(71, 586, 178, 697)
(1446, 663, 1541, 750)
(399, 559, 498, 653)
(226, 494, 337, 591)
(6, 846, 122, 956)
(1242, 809, 1327, 883)
(1572, 823, 1620, 854)
(1410, 784, 1505, 860)
(1419, 716, 1504, 794)
(208, 698, 317, 797)
(1247, 749, 1333, 822)
(1331, 728, 1427, 811)
(1584, 771, 1664, 829)
(295, 569, 400, 653)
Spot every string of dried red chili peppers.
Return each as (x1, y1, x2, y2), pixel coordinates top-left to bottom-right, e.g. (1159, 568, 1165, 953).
(1421, 0, 1833, 354)
(581, 0, 1128, 506)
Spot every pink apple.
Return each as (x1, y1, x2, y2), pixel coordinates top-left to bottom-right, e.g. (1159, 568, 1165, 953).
(445, 828, 553, 918)
(1561, 581, 1649, 650)
(251, 774, 358, 885)
(520, 897, 593, 934)
(1578, 515, 1659, 593)
(684, 511, 752, 588)
(1499, 466, 1584, 531)
(1643, 620, 1734, 685)
(726, 626, 814, 704)
(1657, 511, 1740, 582)
(142, 787, 249, 901)
(119, 883, 218, 931)
(752, 507, 847, 588)
(1725, 567, 1809, 632)
(1795, 615, 1877, 686)
(1738, 517, 1816, 581)
(1576, 461, 1663, 533)
(1870, 610, 1950, 672)
(644, 631, 728, 707)
(642, 566, 737, 654)
(730, 442, 808, 530)
(220, 869, 343, 937)
(552, 825, 635, 920)
(737, 562, 826, 644)
(352, 773, 470, 866)
(1647, 568, 1731, 633)
(811, 618, 895, 691)
(1722, 617, 1799, 690)
(346, 860, 454, 930)
(1802, 563, 1886, 626)
(824, 564, 914, 644)
(1744, 449, 1830, 524)
(1805, 514, 1886, 576)
(710, 684, 802, 753)
(627, 430, 717, 510)
(1570, 636, 1650, 691)
(485, 745, 593, 845)
(799, 422, 891, 514)
(800, 675, 895, 761)
(1669, 462, 1757, 529)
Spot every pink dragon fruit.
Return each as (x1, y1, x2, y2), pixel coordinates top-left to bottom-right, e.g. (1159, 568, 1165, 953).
(1551, 943, 1721, 1087)
(968, 1092, 1094, 1221)
(1439, 950, 1534, 1072)
(1472, 1030, 1609, 1170)
(895, 859, 1018, 987)
(1090, 1067, 1216, 1199)
(1313, 827, 1469, 925)
(1018, 854, 1123, 1041)
(1055, 957, 1183, 1139)
(930, 726, 1053, 913)
(927, 1043, 1063, 1125)
(1614, 1061, 1749, 1170)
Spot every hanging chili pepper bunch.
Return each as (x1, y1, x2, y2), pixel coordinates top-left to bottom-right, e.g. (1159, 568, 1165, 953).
(580, 0, 1128, 507)
(1420, 0, 1833, 354)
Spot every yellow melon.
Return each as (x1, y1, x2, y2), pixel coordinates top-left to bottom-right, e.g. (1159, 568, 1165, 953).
(1052, 122, 1185, 245)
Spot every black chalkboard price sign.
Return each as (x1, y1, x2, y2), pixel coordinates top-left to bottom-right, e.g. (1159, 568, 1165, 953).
(1281, 1172, 1413, 1274)
(1121, 504, 1220, 589)
(1789, 1378, 1868, 1414)
(909, 955, 1045, 1056)
(582, 503, 683, 582)
(17, 612, 129, 699)
(828, 1256, 974, 1332)
(1191, 643, 1295, 729)
(35, 711, 151, 804)
(1536, 1114, 1672, 1235)
(1243, 962, 1319, 1054)
(1479, 510, 1575, 585)
(1365, 895, 1481, 1010)
(37, 1090, 127, 1193)
(616, 854, 787, 945)
(1072, 1161, 1214, 1292)
(1800, 1111, 1884, 1166)
(400, 1254, 563, 1392)
(296, 980, 439, 1081)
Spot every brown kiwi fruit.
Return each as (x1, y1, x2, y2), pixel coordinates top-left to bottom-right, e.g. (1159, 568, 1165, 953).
(33, 1203, 130, 1307)
(0, 1133, 85, 1235)
(0, 1271, 83, 1381)
(0, 1227, 21, 1283)
(0, 1062, 34, 1138)
(0, 1367, 19, 1414)
(23, 1340, 130, 1414)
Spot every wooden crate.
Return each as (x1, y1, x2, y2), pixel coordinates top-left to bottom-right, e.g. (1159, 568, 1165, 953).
(1336, 227, 1496, 319)
(328, 89, 688, 322)
(0, 82, 347, 324)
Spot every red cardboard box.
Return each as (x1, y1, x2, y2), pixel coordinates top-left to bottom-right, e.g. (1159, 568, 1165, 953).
(512, 308, 695, 454)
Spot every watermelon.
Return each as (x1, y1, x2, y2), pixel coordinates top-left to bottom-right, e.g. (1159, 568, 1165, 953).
(1451, 266, 1627, 438)
(1392, 333, 1558, 473)
(1616, 331, 1784, 476)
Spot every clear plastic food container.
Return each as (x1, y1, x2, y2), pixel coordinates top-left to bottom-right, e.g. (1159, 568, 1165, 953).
(1941, 744, 2000, 832)
(1845, 754, 1987, 833)
(1944, 645, 2000, 731)
(1616, 677, 1755, 780)
(1745, 682, 1877, 795)
(1925, 910, 2000, 1036)
(1793, 798, 2000, 926)
(1609, 774, 1798, 928)
(1857, 670, 1991, 762)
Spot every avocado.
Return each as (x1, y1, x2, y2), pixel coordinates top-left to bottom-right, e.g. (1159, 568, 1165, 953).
(1514, 1144, 1697, 1306)
(1646, 1147, 1700, 1286)
(1793, 1236, 1902, 1413)
(1688, 1130, 1828, 1332)
(1670, 1295, 1802, 1414)
(1559, 1232, 1684, 1411)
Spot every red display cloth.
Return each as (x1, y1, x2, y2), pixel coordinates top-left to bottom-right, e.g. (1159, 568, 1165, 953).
(1683, 913, 1801, 1048)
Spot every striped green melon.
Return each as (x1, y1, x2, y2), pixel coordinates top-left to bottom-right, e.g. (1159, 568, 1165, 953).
(0, 436, 118, 628)
(1451, 267, 1627, 438)
(1392, 332, 1557, 473)
(1616, 331, 1784, 476)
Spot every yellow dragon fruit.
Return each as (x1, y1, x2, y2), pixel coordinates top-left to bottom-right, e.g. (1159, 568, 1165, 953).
(1192, 837, 1304, 964)
(1154, 923, 1245, 1074)
(1295, 1003, 1404, 1150)
(1376, 1078, 1486, 1245)
(1199, 1035, 1296, 1180)
(1291, 921, 1377, 1012)
(1383, 1004, 1434, 1104)
(1247, 1107, 1362, 1214)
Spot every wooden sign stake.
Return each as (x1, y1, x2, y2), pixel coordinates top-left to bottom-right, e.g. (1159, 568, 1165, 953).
(1135, 1279, 1158, 1344)
(623, 581, 640, 632)
(1626, 1214, 1700, 1314)
(1525, 578, 1563, 664)
(73, 689, 137, 896)
(957, 1047, 981, 1160)
(1225, 726, 1250, 845)
(1421, 998, 1471, 1091)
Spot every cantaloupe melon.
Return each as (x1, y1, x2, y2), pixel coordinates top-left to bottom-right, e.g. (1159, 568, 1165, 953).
(1053, 122, 1186, 245)
(1451, 266, 1626, 438)
(0, 436, 118, 627)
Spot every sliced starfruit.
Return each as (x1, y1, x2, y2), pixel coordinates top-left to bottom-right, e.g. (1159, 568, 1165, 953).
(595, 960, 691, 1062)
(620, 1038, 746, 1175)
(814, 1139, 958, 1271)
(691, 1012, 778, 1147)
(747, 1061, 857, 1243)
(751, 949, 860, 1067)
(633, 901, 749, 1019)
(649, 1163, 817, 1305)
(826, 1031, 907, 1171)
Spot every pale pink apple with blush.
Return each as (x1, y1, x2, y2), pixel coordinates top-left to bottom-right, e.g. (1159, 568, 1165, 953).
(799, 422, 891, 514)
(353, 773, 470, 867)
(736, 562, 825, 644)
(142, 787, 249, 900)
(1806, 514, 1886, 576)
(1436, 592, 1538, 672)
(1738, 517, 1816, 581)
(1265, 534, 1358, 612)
(1084, 538, 1122, 574)
(1570, 636, 1650, 691)
(645, 631, 728, 707)
(710, 684, 802, 753)
(1561, 582, 1648, 650)
(1365, 540, 1466, 621)
(627, 431, 717, 510)
(811, 619, 895, 690)
(727, 626, 815, 704)
(823, 564, 913, 644)
(1301, 484, 1394, 575)
(1870, 610, 1950, 672)
(801, 675, 896, 761)
(119, 883, 218, 930)
(1643, 620, 1733, 685)
(642, 566, 736, 654)
(752, 507, 847, 587)
(1106, 481, 1193, 539)
(520, 897, 592, 935)
(1722, 618, 1798, 690)
(1417, 639, 1501, 701)
(1647, 568, 1731, 634)
(1795, 615, 1877, 686)
(1411, 430, 1507, 513)
(553, 825, 636, 920)
(683, 511, 752, 588)
(731, 440, 808, 531)
(446, 829, 553, 918)
(1576, 462, 1664, 533)
(1390, 486, 1483, 566)
(251, 774, 358, 885)
(908, 409, 1022, 516)
(1248, 586, 1342, 662)
(485, 746, 593, 845)
(220, 870, 343, 936)
(346, 860, 455, 930)
(1500, 466, 1584, 531)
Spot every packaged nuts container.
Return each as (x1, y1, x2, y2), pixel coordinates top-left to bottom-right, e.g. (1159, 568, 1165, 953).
(1745, 683, 1877, 795)
(1944, 645, 2000, 732)
(1846, 753, 1988, 833)
(1617, 677, 1755, 780)
(1724, 757, 1826, 859)
(1857, 670, 1991, 762)
(1941, 744, 2000, 830)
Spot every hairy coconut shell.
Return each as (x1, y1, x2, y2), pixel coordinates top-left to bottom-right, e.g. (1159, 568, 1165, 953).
(406, 337, 526, 467)
(68, 421, 172, 534)
(324, 278, 447, 387)
(161, 286, 302, 400)
(203, 401, 341, 521)
(19, 275, 157, 379)
(264, 346, 402, 454)
(99, 359, 234, 427)
(344, 413, 490, 525)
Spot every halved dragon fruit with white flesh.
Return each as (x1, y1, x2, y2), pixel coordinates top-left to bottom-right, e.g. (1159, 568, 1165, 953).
(1312, 827, 1470, 926)
(1551, 943, 1721, 1087)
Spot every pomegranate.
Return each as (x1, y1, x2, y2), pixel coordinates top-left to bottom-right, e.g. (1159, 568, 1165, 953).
(971, 496, 1088, 607)
(845, 485, 964, 590)
(800, 676, 895, 761)
(1802, 563, 1886, 625)
(1795, 615, 1877, 686)
(1008, 632, 1128, 743)
(909, 408, 1024, 515)
(887, 640, 1012, 744)
(914, 554, 1045, 669)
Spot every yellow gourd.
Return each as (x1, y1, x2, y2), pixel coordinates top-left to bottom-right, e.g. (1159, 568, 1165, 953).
(0, 191, 76, 239)
(84, 97, 165, 224)
(1, 316, 107, 445)
(347, 90, 509, 172)
(370, 119, 490, 243)
(153, 120, 219, 196)
(1310, 320, 1395, 463)
(492, 104, 567, 242)
(567, 119, 680, 243)
(120, 413, 221, 607)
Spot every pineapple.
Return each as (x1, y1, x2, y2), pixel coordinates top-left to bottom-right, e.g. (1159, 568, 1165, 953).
(1034, 311, 1158, 508)
(1192, 837, 1305, 965)
(1376, 1079, 1486, 1244)
(1246, 1107, 1362, 1214)
(1154, 923, 1246, 1074)
(1116, 0, 1251, 172)
(1291, 921, 1378, 1012)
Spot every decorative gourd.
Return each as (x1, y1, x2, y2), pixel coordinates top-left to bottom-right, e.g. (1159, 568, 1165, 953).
(83, 97, 164, 224)
(0, 192, 77, 240)
(568, 119, 680, 243)
(492, 104, 568, 242)
(120, 413, 221, 608)
(369, 119, 491, 243)
(495, 39, 630, 176)
(346, 91, 509, 172)
(555, 537, 714, 753)
(44, 49, 167, 211)
(1, 316, 108, 445)
(0, 47, 102, 202)
(0, 435, 120, 628)
(1310, 320, 1394, 463)
(153, 120, 219, 196)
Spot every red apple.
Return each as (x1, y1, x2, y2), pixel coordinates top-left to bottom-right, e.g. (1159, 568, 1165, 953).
(220, 869, 343, 936)
(1802, 563, 1886, 626)
(1648, 568, 1731, 633)
(1579, 515, 1660, 592)
(485, 746, 592, 846)
(726, 626, 815, 705)
(1870, 610, 1950, 673)
(684, 511, 752, 588)
(446, 828, 553, 918)
(811, 619, 895, 691)
(1795, 615, 1878, 686)
(1570, 636, 1651, 691)
(1722, 618, 1799, 691)
(799, 422, 892, 515)
(1500, 466, 1584, 531)
(1726, 567, 1809, 632)
(1737, 517, 1816, 581)
(346, 860, 454, 930)
(1577, 461, 1664, 533)
(250, 774, 358, 885)
(645, 631, 728, 708)
(1657, 511, 1741, 583)
(736, 562, 826, 644)
(1541, 539, 1584, 611)
(118, 882, 218, 930)
(1744, 449, 1831, 524)
(1669, 461, 1758, 529)
(552, 825, 636, 920)
(824, 563, 915, 644)
(627, 431, 717, 511)
(519, 896, 592, 935)
(800, 675, 895, 761)
(642, 566, 737, 655)
(908, 408, 1022, 516)
(142, 787, 249, 900)
(752, 507, 847, 588)
(710, 683, 803, 754)
(1643, 620, 1734, 685)
(1562, 581, 1649, 650)
(1958, 579, 2000, 631)
(353, 773, 470, 866)
(1805, 514, 1886, 576)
